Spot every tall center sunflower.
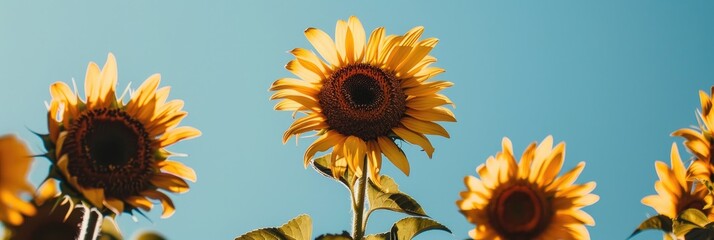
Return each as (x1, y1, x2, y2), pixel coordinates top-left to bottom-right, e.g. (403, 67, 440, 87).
(43, 53, 200, 218)
(271, 16, 455, 181)
(457, 136, 598, 240)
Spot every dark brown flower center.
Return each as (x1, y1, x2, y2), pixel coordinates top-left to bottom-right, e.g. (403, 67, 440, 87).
(489, 183, 552, 240)
(318, 64, 405, 141)
(64, 108, 154, 199)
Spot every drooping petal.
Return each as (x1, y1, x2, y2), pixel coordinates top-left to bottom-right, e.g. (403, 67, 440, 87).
(377, 136, 409, 176)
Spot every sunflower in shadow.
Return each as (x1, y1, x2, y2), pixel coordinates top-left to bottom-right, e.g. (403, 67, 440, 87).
(4, 179, 119, 240)
(270, 16, 454, 182)
(457, 136, 598, 240)
(42, 53, 200, 218)
(0, 135, 35, 226)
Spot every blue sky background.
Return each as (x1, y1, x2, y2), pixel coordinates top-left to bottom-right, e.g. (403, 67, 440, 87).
(1, 1, 713, 239)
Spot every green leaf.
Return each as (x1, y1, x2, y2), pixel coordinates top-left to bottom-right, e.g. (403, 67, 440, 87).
(679, 208, 710, 227)
(364, 233, 389, 240)
(628, 215, 673, 239)
(312, 154, 355, 190)
(366, 175, 427, 219)
(673, 209, 714, 238)
(683, 223, 714, 240)
(235, 214, 312, 240)
(389, 217, 452, 240)
(314, 231, 352, 240)
(134, 231, 167, 240)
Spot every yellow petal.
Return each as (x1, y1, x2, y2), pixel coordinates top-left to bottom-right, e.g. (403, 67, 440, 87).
(365, 27, 385, 64)
(290, 48, 329, 80)
(401, 117, 449, 138)
(303, 130, 345, 167)
(35, 179, 58, 206)
(270, 89, 321, 111)
(392, 127, 435, 158)
(1, 190, 35, 217)
(150, 174, 190, 193)
(654, 161, 682, 198)
(160, 160, 197, 182)
(405, 107, 456, 122)
(84, 61, 101, 106)
(158, 126, 201, 148)
(406, 94, 453, 110)
(334, 19, 348, 63)
(701, 90, 712, 115)
(97, 53, 118, 107)
(82, 188, 106, 209)
(397, 38, 438, 74)
(672, 128, 708, 145)
(283, 113, 326, 144)
(548, 162, 585, 192)
(669, 143, 687, 189)
(142, 190, 175, 219)
(377, 136, 410, 176)
(367, 140, 383, 186)
(127, 74, 161, 115)
(126, 196, 153, 211)
(305, 27, 340, 67)
(539, 142, 565, 186)
(403, 81, 453, 97)
(286, 60, 322, 83)
(343, 136, 367, 177)
(347, 16, 366, 61)
(104, 198, 125, 214)
(518, 142, 537, 179)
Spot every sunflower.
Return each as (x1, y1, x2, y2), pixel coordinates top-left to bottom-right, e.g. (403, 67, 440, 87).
(43, 53, 200, 218)
(0, 135, 35, 226)
(270, 16, 454, 182)
(673, 86, 714, 181)
(456, 136, 598, 240)
(5, 196, 102, 240)
(641, 143, 714, 220)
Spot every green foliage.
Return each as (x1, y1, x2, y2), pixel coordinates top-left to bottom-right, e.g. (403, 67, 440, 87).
(312, 154, 355, 191)
(134, 232, 167, 240)
(235, 215, 312, 240)
(364, 217, 451, 240)
(366, 175, 427, 220)
(315, 231, 352, 240)
(629, 214, 673, 239)
(363, 233, 389, 240)
(673, 208, 714, 239)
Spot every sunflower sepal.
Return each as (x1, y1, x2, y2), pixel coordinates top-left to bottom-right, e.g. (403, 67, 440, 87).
(366, 175, 427, 219)
(234, 214, 312, 240)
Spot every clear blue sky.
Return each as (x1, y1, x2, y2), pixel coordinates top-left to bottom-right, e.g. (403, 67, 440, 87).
(1, 1, 713, 239)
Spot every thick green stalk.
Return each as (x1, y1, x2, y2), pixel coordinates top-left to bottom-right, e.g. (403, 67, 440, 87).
(352, 158, 368, 240)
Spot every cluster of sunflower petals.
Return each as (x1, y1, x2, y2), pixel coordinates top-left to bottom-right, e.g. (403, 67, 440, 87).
(271, 16, 455, 185)
(640, 143, 714, 221)
(457, 136, 598, 240)
(644, 87, 714, 223)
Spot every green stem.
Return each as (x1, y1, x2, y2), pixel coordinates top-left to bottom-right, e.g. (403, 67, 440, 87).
(352, 158, 368, 240)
